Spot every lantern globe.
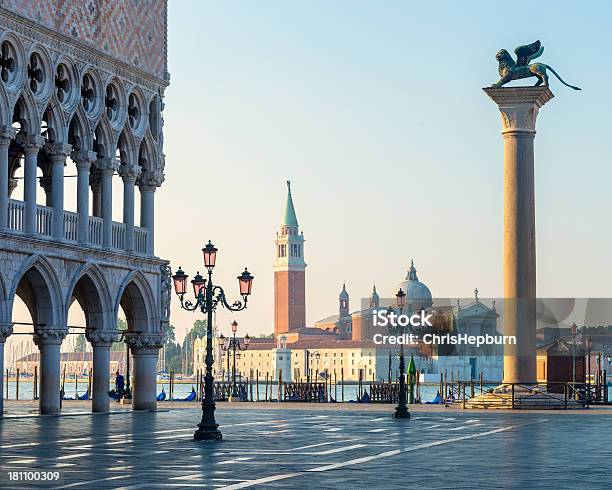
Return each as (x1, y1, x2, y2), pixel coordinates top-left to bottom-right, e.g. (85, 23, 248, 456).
(191, 271, 206, 297)
(202, 240, 218, 269)
(172, 267, 188, 295)
(231, 320, 238, 334)
(238, 268, 254, 296)
(244, 334, 250, 346)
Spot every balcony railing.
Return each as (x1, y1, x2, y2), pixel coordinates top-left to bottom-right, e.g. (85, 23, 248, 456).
(6, 199, 148, 254)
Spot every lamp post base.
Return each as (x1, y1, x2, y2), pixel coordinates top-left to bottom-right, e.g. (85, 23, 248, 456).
(393, 405, 410, 419)
(194, 427, 223, 441)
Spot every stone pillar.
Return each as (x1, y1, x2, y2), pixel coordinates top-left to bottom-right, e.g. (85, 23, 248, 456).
(0, 127, 16, 230)
(73, 151, 96, 244)
(119, 165, 141, 252)
(484, 87, 554, 384)
(127, 333, 164, 410)
(34, 328, 67, 415)
(87, 330, 114, 413)
(96, 158, 119, 248)
(90, 171, 102, 217)
(138, 171, 159, 256)
(18, 135, 45, 234)
(0, 323, 13, 417)
(47, 143, 72, 240)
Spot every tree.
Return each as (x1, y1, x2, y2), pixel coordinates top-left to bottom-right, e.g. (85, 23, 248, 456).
(191, 319, 207, 339)
(74, 334, 87, 352)
(111, 318, 127, 352)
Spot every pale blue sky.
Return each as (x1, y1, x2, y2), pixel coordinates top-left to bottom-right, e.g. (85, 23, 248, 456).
(158, 1, 612, 340)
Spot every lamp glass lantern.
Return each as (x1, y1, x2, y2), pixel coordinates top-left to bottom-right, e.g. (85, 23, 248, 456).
(238, 268, 254, 296)
(191, 272, 205, 297)
(202, 240, 218, 270)
(231, 320, 238, 334)
(244, 334, 251, 346)
(396, 288, 406, 309)
(172, 267, 188, 296)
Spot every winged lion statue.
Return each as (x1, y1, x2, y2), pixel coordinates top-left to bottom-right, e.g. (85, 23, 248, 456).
(491, 40, 581, 90)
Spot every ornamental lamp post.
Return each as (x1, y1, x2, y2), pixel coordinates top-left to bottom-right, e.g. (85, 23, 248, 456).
(172, 241, 254, 441)
(219, 320, 250, 401)
(586, 336, 593, 401)
(389, 288, 409, 419)
(570, 322, 577, 387)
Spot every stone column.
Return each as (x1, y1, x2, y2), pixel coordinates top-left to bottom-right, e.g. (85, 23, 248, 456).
(119, 165, 141, 252)
(87, 330, 114, 413)
(47, 143, 72, 240)
(39, 175, 53, 206)
(127, 333, 164, 410)
(138, 171, 160, 256)
(484, 87, 554, 384)
(0, 127, 16, 230)
(72, 151, 97, 244)
(0, 323, 13, 417)
(17, 135, 45, 234)
(34, 328, 67, 415)
(90, 171, 102, 217)
(96, 158, 119, 248)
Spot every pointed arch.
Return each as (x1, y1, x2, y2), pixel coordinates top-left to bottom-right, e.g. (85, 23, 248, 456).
(138, 132, 157, 171)
(12, 91, 41, 135)
(8, 254, 63, 329)
(115, 271, 158, 334)
(65, 263, 113, 333)
(93, 117, 115, 158)
(42, 101, 67, 144)
(117, 128, 138, 165)
(68, 108, 93, 152)
(0, 84, 10, 127)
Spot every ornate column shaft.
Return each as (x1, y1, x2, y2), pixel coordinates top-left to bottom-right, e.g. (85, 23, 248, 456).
(138, 171, 161, 256)
(0, 127, 16, 230)
(0, 323, 13, 417)
(17, 134, 45, 234)
(47, 143, 72, 240)
(73, 151, 96, 244)
(119, 164, 141, 252)
(96, 158, 119, 248)
(87, 330, 114, 413)
(34, 328, 67, 415)
(126, 333, 165, 410)
(484, 86, 554, 384)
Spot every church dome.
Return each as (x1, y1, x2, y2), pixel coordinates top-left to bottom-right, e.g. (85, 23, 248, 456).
(397, 260, 432, 310)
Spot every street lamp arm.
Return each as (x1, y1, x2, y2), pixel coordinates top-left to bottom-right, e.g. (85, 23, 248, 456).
(212, 285, 248, 312)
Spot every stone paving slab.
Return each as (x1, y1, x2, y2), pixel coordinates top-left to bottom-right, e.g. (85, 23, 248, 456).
(0, 407, 610, 489)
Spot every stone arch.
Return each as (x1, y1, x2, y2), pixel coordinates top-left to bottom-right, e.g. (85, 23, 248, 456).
(115, 271, 158, 335)
(42, 101, 67, 144)
(117, 128, 138, 165)
(93, 118, 115, 158)
(12, 91, 40, 135)
(68, 108, 93, 152)
(0, 84, 10, 127)
(8, 254, 63, 330)
(65, 263, 114, 334)
(138, 133, 157, 171)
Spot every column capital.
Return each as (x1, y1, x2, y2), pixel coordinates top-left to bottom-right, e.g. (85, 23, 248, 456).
(126, 332, 165, 354)
(33, 327, 68, 346)
(0, 323, 13, 342)
(45, 142, 72, 164)
(72, 150, 97, 170)
(118, 164, 142, 182)
(39, 175, 52, 194)
(137, 170, 164, 190)
(483, 87, 554, 133)
(86, 329, 115, 347)
(95, 157, 120, 174)
(16, 134, 46, 153)
(0, 126, 16, 147)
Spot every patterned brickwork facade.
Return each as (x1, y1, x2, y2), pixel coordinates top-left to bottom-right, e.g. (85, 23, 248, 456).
(0, 0, 167, 80)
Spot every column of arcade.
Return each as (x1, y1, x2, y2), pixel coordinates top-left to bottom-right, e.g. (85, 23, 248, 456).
(0, 131, 157, 256)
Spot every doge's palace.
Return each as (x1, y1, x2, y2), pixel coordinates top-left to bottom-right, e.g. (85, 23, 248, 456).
(0, 1, 170, 414)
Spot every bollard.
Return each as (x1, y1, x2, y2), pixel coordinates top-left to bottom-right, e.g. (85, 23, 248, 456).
(16, 368, 19, 400)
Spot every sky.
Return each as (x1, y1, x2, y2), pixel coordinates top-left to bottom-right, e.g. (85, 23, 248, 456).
(8, 0, 612, 352)
(153, 0, 612, 341)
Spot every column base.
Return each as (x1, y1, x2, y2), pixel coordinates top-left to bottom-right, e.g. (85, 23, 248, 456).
(194, 426, 223, 441)
(132, 400, 156, 411)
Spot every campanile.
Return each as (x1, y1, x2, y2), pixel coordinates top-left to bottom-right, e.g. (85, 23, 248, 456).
(274, 181, 306, 338)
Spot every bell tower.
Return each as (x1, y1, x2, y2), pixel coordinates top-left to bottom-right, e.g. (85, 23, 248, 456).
(274, 181, 306, 338)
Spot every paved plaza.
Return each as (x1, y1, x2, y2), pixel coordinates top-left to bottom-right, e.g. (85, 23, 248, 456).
(0, 406, 610, 489)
